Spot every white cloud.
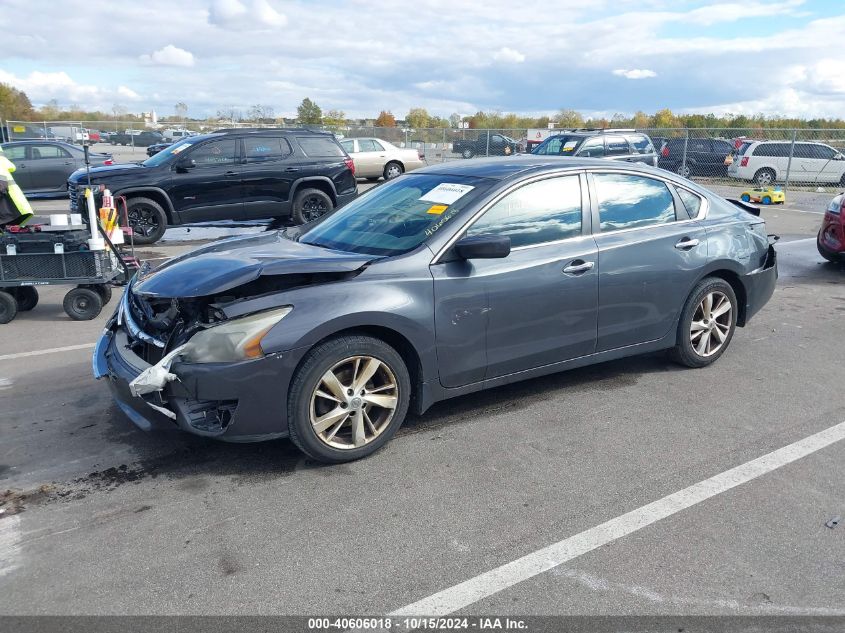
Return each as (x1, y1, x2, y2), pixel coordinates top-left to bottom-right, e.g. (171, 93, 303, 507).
(493, 47, 526, 63)
(139, 45, 195, 67)
(613, 68, 657, 79)
(209, 0, 287, 30)
(0, 69, 142, 110)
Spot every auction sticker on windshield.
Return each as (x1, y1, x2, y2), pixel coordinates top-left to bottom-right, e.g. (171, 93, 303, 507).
(420, 183, 475, 205)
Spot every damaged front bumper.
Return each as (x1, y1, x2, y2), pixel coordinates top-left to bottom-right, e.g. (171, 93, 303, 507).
(94, 324, 302, 441)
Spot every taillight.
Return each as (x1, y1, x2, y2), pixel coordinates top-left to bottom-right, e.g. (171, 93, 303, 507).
(740, 156, 749, 167)
(103, 159, 114, 165)
(344, 157, 355, 176)
(661, 146, 669, 157)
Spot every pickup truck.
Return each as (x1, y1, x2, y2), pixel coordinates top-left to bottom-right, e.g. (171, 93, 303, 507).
(110, 131, 164, 147)
(452, 133, 519, 159)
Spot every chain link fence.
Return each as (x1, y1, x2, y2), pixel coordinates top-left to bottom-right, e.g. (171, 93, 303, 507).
(5, 120, 845, 195)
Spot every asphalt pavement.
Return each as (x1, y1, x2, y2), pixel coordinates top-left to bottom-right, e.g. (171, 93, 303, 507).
(1, 197, 844, 619)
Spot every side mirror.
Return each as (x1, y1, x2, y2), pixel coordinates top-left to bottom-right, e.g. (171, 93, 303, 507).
(454, 234, 511, 260)
(835, 153, 844, 161)
(176, 158, 196, 171)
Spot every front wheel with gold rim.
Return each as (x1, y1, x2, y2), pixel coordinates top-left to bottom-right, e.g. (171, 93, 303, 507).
(287, 335, 411, 463)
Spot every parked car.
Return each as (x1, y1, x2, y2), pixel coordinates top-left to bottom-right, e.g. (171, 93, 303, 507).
(48, 125, 89, 144)
(339, 137, 425, 181)
(817, 192, 844, 262)
(68, 128, 357, 244)
(0, 140, 113, 197)
(162, 129, 194, 142)
(658, 137, 734, 178)
(94, 157, 777, 463)
(146, 140, 173, 157)
(531, 129, 658, 166)
(453, 133, 519, 159)
(728, 140, 845, 186)
(110, 131, 163, 147)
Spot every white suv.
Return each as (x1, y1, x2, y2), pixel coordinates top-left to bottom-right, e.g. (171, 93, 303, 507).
(728, 140, 845, 186)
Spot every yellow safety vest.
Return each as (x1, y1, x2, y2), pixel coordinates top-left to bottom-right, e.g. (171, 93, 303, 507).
(0, 155, 34, 225)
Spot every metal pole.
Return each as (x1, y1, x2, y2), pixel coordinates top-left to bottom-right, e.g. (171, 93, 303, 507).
(681, 129, 689, 178)
(784, 129, 797, 192)
(486, 130, 491, 157)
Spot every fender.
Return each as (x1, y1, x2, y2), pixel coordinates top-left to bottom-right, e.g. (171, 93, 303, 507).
(290, 176, 338, 203)
(113, 186, 182, 224)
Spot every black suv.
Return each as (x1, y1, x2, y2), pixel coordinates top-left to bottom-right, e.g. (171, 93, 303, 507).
(530, 129, 657, 166)
(68, 128, 358, 244)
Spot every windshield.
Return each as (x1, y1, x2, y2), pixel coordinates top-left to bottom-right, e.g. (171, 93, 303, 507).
(299, 173, 493, 256)
(142, 138, 195, 167)
(531, 135, 584, 156)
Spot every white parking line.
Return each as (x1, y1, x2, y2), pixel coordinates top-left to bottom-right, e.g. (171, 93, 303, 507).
(0, 343, 95, 362)
(0, 515, 22, 578)
(391, 420, 845, 616)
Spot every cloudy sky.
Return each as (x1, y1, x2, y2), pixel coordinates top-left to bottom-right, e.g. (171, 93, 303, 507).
(1, 0, 843, 120)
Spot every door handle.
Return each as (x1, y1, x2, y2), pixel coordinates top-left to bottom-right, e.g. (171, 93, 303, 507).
(284, 167, 299, 172)
(674, 238, 700, 250)
(563, 260, 595, 275)
(224, 170, 238, 176)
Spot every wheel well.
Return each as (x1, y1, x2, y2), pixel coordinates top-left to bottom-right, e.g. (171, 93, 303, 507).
(297, 180, 336, 205)
(705, 270, 748, 326)
(753, 166, 777, 179)
(385, 160, 404, 171)
(303, 325, 424, 413)
(123, 190, 173, 222)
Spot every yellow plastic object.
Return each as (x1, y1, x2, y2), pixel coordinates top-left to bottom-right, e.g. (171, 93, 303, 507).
(740, 187, 785, 205)
(0, 154, 34, 225)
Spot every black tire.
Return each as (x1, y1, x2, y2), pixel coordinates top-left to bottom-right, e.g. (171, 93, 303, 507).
(126, 197, 167, 245)
(753, 168, 776, 187)
(461, 148, 474, 159)
(81, 284, 112, 305)
(383, 161, 404, 180)
(291, 188, 333, 225)
(817, 231, 842, 263)
(12, 286, 38, 311)
(670, 277, 738, 368)
(676, 164, 691, 178)
(287, 335, 411, 463)
(0, 291, 17, 324)
(63, 287, 103, 321)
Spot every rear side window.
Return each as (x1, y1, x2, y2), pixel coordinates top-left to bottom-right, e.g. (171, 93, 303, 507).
(594, 173, 676, 231)
(467, 176, 582, 248)
(626, 134, 654, 154)
(244, 136, 292, 162)
(752, 143, 789, 158)
(604, 136, 631, 157)
(532, 135, 581, 155)
(297, 136, 344, 157)
(340, 139, 354, 153)
(358, 139, 384, 152)
(676, 188, 703, 219)
(31, 144, 70, 159)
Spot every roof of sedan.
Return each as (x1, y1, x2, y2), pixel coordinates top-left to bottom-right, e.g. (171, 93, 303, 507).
(414, 155, 651, 179)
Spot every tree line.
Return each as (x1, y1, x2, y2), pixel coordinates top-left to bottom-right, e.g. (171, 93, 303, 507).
(3, 83, 845, 131)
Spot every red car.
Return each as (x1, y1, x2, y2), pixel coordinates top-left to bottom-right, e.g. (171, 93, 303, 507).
(818, 192, 845, 262)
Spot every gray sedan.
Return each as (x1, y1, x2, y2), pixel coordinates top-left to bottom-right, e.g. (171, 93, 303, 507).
(0, 140, 113, 197)
(94, 157, 777, 462)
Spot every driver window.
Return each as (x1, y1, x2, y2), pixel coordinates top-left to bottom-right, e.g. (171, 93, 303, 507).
(466, 176, 582, 248)
(189, 139, 237, 166)
(577, 137, 605, 158)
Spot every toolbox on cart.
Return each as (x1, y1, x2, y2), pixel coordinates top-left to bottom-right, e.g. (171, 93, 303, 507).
(0, 228, 92, 254)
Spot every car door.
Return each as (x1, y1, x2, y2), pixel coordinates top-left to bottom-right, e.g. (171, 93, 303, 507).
(241, 135, 298, 219)
(170, 137, 243, 222)
(604, 135, 634, 163)
(430, 173, 598, 386)
(624, 134, 655, 166)
(27, 143, 75, 191)
(710, 139, 733, 176)
(589, 170, 708, 352)
(355, 139, 386, 177)
(810, 144, 841, 184)
(1, 144, 31, 189)
(575, 136, 605, 159)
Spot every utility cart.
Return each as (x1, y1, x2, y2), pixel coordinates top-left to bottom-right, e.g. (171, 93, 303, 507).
(0, 229, 133, 323)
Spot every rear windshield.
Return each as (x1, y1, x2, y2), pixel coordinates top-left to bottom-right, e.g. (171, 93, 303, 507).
(531, 135, 584, 156)
(297, 136, 344, 157)
(299, 173, 493, 256)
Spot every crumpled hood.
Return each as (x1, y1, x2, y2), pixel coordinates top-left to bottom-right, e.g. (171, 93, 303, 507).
(133, 232, 377, 298)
